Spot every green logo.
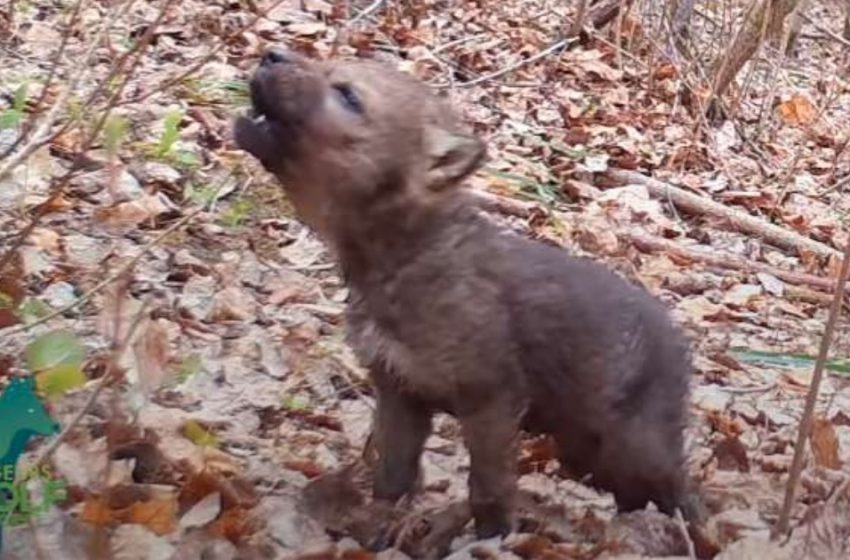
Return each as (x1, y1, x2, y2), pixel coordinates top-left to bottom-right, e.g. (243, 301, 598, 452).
(0, 376, 66, 553)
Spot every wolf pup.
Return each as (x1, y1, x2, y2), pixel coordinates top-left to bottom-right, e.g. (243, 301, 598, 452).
(235, 48, 696, 540)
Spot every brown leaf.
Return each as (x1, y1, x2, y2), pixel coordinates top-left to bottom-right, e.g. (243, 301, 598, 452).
(810, 416, 842, 470)
(92, 193, 175, 233)
(0, 250, 27, 328)
(208, 507, 261, 544)
(132, 318, 172, 393)
(127, 496, 178, 535)
(714, 436, 750, 472)
(80, 498, 116, 527)
(776, 95, 816, 126)
(283, 459, 325, 479)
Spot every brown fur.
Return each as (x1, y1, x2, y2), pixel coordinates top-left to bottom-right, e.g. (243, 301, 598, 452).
(235, 48, 698, 543)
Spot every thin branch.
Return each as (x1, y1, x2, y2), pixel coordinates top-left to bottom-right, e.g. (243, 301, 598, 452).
(349, 0, 386, 25)
(0, 0, 168, 277)
(121, 0, 288, 106)
(0, 0, 87, 161)
(605, 169, 841, 259)
(452, 38, 576, 89)
(801, 12, 850, 48)
(675, 508, 697, 560)
(0, 0, 126, 182)
(0, 198, 212, 340)
(774, 238, 850, 537)
(26, 297, 151, 470)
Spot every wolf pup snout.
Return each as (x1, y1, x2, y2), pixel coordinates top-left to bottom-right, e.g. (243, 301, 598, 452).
(235, 47, 698, 545)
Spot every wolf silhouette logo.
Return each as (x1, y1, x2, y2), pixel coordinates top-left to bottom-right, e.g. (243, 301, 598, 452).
(0, 376, 60, 553)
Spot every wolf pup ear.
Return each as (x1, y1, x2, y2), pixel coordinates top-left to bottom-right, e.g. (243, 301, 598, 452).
(424, 126, 486, 191)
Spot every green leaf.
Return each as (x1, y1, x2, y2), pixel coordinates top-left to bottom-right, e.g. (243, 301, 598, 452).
(17, 297, 53, 323)
(183, 420, 218, 448)
(173, 354, 202, 383)
(103, 116, 128, 157)
(25, 329, 86, 373)
(0, 291, 13, 309)
(220, 199, 252, 227)
(0, 109, 23, 129)
(155, 110, 183, 158)
(171, 149, 201, 169)
(12, 82, 29, 111)
(187, 183, 220, 206)
(729, 348, 850, 376)
(281, 394, 309, 411)
(36, 363, 87, 399)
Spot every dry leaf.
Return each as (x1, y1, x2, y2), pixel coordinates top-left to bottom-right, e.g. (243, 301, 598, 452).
(208, 507, 261, 543)
(776, 95, 816, 126)
(92, 193, 175, 233)
(810, 416, 842, 470)
(81, 498, 116, 527)
(288, 22, 327, 36)
(127, 497, 179, 536)
(133, 318, 172, 393)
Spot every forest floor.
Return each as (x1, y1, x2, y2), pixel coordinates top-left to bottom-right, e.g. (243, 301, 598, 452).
(2, 0, 850, 558)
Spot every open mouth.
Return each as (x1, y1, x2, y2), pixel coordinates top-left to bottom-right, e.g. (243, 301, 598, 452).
(234, 74, 289, 170)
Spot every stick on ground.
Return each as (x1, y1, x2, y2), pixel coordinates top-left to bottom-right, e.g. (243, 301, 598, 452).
(774, 239, 850, 537)
(604, 169, 841, 259)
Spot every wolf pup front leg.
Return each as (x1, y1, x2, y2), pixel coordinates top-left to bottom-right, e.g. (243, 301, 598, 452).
(371, 382, 432, 502)
(459, 394, 524, 539)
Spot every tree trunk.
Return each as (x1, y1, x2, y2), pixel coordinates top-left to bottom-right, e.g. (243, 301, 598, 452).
(708, 0, 801, 115)
(569, 0, 590, 38)
(670, 0, 695, 51)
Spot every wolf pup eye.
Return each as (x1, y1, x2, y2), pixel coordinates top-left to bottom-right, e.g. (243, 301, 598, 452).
(332, 83, 364, 115)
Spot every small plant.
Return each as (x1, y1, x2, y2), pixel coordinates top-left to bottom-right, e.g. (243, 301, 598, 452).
(183, 420, 218, 448)
(172, 354, 202, 384)
(182, 79, 249, 107)
(17, 298, 53, 323)
(25, 329, 87, 399)
(142, 110, 202, 170)
(0, 291, 13, 310)
(154, 110, 183, 159)
(0, 83, 28, 130)
(185, 183, 221, 206)
(281, 394, 310, 411)
(220, 198, 253, 227)
(103, 115, 129, 159)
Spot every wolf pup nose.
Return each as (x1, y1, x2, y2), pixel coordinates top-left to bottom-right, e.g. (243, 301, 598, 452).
(235, 48, 697, 545)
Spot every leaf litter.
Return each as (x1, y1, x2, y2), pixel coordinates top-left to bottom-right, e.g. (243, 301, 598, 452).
(3, 0, 850, 558)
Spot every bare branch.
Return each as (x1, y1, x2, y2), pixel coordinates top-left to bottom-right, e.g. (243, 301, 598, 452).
(774, 240, 850, 537)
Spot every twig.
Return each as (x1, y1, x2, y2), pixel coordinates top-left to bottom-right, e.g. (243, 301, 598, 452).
(675, 508, 697, 560)
(0, 0, 86, 161)
(569, 0, 590, 39)
(604, 169, 841, 259)
(26, 298, 151, 470)
(0, 201, 210, 340)
(121, 0, 288, 106)
(774, 239, 850, 537)
(453, 38, 576, 89)
(349, 0, 386, 25)
(622, 230, 846, 295)
(0, 0, 168, 277)
(801, 13, 850, 49)
(719, 383, 776, 394)
(469, 187, 850, 296)
(0, 0, 128, 182)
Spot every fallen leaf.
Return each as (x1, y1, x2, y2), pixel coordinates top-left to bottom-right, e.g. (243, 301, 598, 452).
(810, 416, 841, 469)
(81, 498, 116, 527)
(776, 94, 816, 126)
(128, 496, 179, 536)
(132, 319, 172, 394)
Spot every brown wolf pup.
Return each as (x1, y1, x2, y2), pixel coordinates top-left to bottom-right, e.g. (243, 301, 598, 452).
(234, 48, 698, 542)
